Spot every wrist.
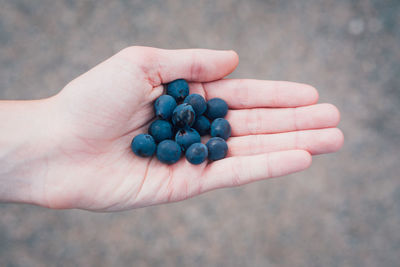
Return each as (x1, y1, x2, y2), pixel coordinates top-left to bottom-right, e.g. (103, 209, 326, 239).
(0, 98, 61, 205)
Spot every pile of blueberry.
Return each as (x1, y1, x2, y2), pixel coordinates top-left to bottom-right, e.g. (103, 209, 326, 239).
(131, 79, 231, 165)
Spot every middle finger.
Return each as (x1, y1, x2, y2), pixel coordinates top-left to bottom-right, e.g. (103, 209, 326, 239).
(227, 103, 340, 136)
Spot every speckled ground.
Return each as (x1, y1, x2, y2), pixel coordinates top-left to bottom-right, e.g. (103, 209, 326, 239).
(0, 0, 399, 266)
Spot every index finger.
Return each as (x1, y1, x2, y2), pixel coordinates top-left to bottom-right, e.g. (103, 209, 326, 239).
(191, 79, 319, 108)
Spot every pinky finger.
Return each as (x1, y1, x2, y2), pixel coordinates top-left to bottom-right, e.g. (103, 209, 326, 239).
(201, 150, 312, 193)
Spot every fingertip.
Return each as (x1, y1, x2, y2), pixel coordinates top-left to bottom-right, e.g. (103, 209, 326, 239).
(307, 84, 319, 104)
(296, 83, 319, 105)
(332, 128, 344, 152)
(221, 49, 239, 76)
(290, 149, 313, 170)
(268, 150, 312, 177)
(186, 48, 240, 82)
(307, 128, 345, 155)
(323, 103, 341, 126)
(301, 150, 313, 169)
(229, 50, 239, 66)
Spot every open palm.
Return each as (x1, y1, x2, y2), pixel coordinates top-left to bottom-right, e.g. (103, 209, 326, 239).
(43, 47, 343, 211)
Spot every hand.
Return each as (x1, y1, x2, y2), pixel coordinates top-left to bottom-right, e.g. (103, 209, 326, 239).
(33, 46, 343, 211)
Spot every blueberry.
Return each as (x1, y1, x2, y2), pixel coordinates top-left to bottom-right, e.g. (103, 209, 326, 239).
(167, 79, 189, 102)
(192, 115, 211, 136)
(210, 118, 231, 140)
(131, 134, 156, 157)
(205, 98, 228, 120)
(156, 140, 181, 164)
(175, 128, 201, 151)
(183, 94, 207, 116)
(154, 95, 177, 120)
(172, 103, 195, 128)
(185, 143, 208, 165)
(206, 137, 228, 161)
(148, 119, 173, 143)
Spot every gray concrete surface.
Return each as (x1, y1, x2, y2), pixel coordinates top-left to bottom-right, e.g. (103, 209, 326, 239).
(0, 0, 399, 266)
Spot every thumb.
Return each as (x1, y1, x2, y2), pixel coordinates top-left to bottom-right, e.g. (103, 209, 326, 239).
(118, 46, 239, 84)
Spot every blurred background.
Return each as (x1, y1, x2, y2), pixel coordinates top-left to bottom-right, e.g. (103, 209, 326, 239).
(0, 0, 399, 266)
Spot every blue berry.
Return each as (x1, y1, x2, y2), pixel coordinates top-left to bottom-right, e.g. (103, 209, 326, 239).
(206, 137, 228, 161)
(183, 94, 207, 116)
(185, 143, 208, 165)
(205, 98, 228, 120)
(167, 79, 189, 102)
(192, 115, 211, 136)
(131, 134, 156, 157)
(175, 128, 201, 151)
(172, 103, 195, 128)
(210, 118, 231, 140)
(156, 140, 181, 164)
(148, 119, 173, 143)
(154, 95, 177, 120)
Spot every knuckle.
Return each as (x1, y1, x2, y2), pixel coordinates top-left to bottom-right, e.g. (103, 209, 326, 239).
(236, 80, 250, 107)
(190, 52, 204, 81)
(246, 109, 259, 135)
(119, 46, 141, 56)
(231, 158, 244, 186)
(251, 135, 261, 154)
(119, 46, 157, 62)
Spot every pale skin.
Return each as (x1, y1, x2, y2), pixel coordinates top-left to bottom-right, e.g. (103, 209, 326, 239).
(0, 46, 343, 212)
